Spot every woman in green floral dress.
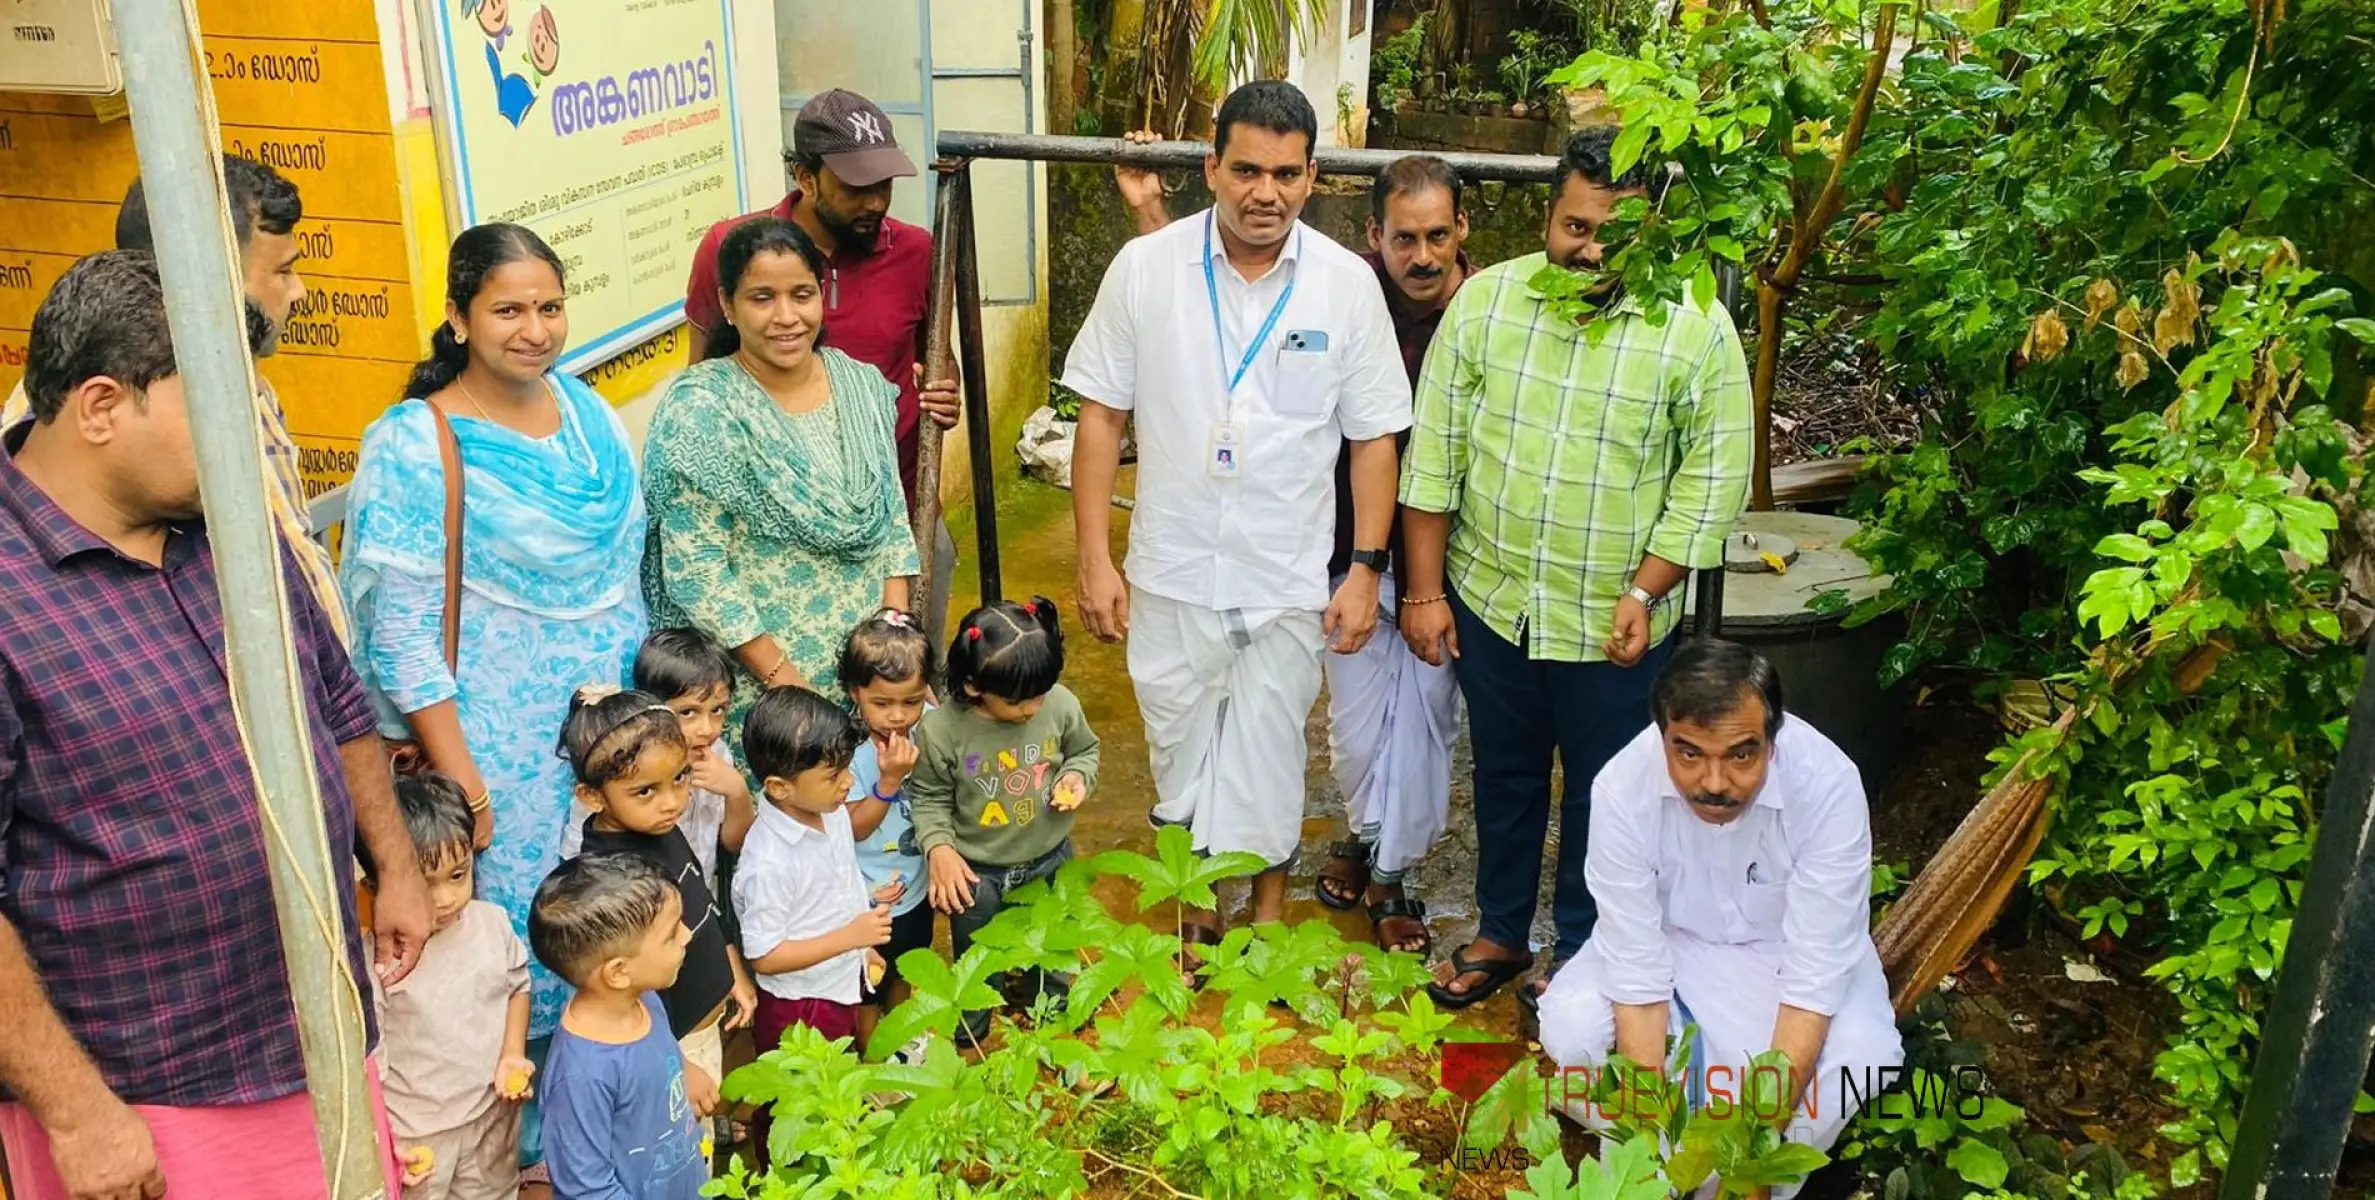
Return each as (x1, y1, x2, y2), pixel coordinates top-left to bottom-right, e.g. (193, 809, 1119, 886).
(642, 215, 920, 721)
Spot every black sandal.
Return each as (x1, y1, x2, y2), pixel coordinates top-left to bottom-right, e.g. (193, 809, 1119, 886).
(1426, 944, 1534, 1010)
(1516, 957, 1567, 1019)
(1314, 840, 1370, 911)
(1366, 894, 1431, 957)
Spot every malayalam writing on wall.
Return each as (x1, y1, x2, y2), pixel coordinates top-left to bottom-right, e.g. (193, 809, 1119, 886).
(0, 0, 417, 494)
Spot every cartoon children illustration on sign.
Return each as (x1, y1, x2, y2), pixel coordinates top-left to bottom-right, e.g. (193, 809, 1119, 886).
(464, 0, 542, 127)
(526, 7, 561, 80)
(465, 0, 512, 48)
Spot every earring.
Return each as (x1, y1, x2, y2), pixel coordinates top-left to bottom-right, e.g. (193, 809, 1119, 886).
(455, 331, 467, 345)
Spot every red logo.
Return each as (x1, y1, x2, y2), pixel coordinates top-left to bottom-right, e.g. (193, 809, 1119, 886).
(1439, 1041, 1529, 1102)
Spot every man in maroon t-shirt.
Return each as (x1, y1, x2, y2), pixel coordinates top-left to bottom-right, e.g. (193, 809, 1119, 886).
(1114, 150, 1474, 957)
(684, 89, 960, 629)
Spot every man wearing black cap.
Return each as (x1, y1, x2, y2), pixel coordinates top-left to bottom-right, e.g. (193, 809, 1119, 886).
(683, 88, 960, 625)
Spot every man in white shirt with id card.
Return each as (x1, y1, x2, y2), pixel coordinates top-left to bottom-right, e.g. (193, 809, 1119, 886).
(1064, 81, 1413, 943)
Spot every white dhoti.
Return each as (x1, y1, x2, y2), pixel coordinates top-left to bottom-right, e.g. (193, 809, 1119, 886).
(1128, 586, 1324, 867)
(1538, 934, 1903, 1198)
(1324, 572, 1460, 875)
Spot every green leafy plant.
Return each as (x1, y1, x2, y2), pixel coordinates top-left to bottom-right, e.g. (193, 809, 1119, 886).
(1532, 0, 2375, 1184)
(1836, 1068, 2158, 1200)
(1047, 382, 1084, 422)
(721, 829, 1455, 1198)
(1087, 823, 1268, 942)
(1371, 14, 1430, 113)
(1497, 29, 1579, 110)
(1463, 1038, 1831, 1199)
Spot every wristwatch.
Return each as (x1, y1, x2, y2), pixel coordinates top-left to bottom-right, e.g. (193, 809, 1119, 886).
(1625, 584, 1666, 612)
(1348, 548, 1390, 572)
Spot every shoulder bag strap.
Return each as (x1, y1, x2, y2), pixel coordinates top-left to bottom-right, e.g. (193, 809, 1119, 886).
(429, 403, 464, 672)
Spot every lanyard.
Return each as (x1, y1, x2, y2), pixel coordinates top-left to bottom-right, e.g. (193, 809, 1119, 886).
(1202, 211, 1297, 400)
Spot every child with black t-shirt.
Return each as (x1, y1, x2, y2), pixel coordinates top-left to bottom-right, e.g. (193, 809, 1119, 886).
(557, 684, 757, 1118)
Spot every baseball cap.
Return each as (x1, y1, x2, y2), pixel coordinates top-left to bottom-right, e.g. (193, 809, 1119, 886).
(793, 90, 917, 187)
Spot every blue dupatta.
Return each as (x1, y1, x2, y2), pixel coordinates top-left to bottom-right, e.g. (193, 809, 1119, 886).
(341, 372, 645, 618)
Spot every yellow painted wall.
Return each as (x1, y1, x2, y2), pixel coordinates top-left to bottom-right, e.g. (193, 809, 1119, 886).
(0, 0, 417, 497)
(0, 0, 764, 500)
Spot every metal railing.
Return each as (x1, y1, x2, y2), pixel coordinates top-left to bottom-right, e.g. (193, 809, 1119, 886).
(915, 130, 1725, 636)
(2221, 629, 2375, 1198)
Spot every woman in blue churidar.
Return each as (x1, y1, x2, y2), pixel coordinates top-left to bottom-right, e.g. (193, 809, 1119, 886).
(342, 222, 647, 1045)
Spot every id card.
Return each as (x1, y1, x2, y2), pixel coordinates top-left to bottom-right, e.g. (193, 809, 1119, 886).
(1207, 421, 1244, 479)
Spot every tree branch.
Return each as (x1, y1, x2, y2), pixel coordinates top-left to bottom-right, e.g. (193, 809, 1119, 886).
(1752, 1, 1902, 509)
(1777, 2, 1900, 290)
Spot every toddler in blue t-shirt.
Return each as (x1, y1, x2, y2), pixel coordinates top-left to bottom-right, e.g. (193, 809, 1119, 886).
(530, 854, 710, 1200)
(838, 608, 935, 1041)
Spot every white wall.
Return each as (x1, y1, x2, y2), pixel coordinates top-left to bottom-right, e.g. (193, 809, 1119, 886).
(1285, 0, 1376, 148)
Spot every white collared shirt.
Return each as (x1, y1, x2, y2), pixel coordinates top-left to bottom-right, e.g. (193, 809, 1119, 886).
(1061, 210, 1414, 613)
(1585, 717, 1878, 1018)
(733, 801, 871, 1004)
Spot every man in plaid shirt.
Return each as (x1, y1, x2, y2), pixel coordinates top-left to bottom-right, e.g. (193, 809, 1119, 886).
(0, 252, 429, 1197)
(1399, 127, 1753, 1010)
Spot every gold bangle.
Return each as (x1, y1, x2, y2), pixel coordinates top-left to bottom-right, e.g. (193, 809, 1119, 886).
(763, 657, 791, 687)
(1398, 593, 1447, 607)
(467, 792, 491, 814)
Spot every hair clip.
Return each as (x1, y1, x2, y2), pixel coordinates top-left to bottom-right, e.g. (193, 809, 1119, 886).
(575, 682, 621, 705)
(967, 627, 984, 641)
(881, 609, 913, 629)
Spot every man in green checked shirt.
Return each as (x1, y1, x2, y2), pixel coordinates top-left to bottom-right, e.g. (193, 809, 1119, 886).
(1400, 127, 1754, 1011)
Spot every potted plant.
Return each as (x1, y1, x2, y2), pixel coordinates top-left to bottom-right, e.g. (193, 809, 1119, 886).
(1448, 61, 1480, 112)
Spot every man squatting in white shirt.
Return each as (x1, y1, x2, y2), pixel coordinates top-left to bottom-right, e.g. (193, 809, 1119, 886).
(1539, 638, 1904, 1198)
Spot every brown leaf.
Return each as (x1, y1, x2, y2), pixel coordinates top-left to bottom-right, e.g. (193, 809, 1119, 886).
(2083, 278, 2119, 332)
(2117, 350, 2150, 390)
(2242, 356, 2279, 410)
(2114, 300, 2145, 341)
(2154, 266, 2201, 354)
(2025, 309, 2070, 362)
(2264, 237, 2300, 280)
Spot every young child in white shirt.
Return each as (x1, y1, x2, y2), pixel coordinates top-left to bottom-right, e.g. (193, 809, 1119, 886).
(376, 774, 534, 1200)
(733, 686, 901, 1163)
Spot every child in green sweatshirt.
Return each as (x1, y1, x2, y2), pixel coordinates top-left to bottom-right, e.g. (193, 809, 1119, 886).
(911, 596, 1101, 1042)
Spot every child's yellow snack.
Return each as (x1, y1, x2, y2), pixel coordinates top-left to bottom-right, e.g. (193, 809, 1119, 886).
(865, 953, 887, 991)
(406, 1145, 436, 1176)
(503, 1067, 531, 1096)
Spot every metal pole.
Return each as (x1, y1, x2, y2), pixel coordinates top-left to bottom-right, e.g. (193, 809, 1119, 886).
(1695, 567, 1726, 639)
(936, 129, 1562, 182)
(914, 164, 963, 645)
(952, 165, 1004, 605)
(112, 0, 381, 1192)
(2222, 632, 2375, 1199)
